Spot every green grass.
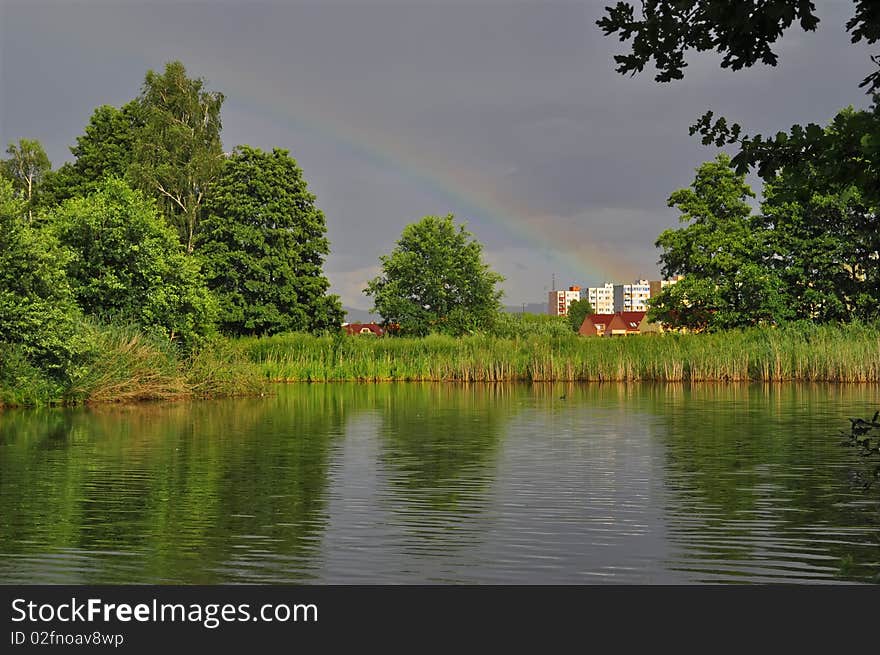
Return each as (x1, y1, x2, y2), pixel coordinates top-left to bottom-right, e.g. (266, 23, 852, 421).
(0, 323, 266, 408)
(2, 322, 879, 407)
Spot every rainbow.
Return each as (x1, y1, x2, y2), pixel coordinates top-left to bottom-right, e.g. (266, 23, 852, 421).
(42, 22, 641, 285)
(226, 83, 639, 286)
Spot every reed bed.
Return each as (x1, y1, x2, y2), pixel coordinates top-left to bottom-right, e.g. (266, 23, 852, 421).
(3, 322, 879, 408)
(231, 323, 880, 383)
(64, 325, 190, 404)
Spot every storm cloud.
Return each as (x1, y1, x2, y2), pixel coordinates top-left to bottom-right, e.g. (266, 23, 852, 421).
(1, 0, 873, 307)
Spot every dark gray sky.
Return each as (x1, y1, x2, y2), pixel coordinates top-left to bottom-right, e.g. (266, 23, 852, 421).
(1, 0, 873, 308)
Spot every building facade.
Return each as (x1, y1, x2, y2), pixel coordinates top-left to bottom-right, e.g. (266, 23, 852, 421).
(649, 275, 684, 299)
(613, 279, 651, 312)
(586, 283, 615, 314)
(548, 286, 581, 316)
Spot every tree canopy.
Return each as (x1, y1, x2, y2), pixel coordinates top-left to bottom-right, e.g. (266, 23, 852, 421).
(599, 2, 880, 201)
(51, 178, 216, 344)
(598, 1, 880, 91)
(648, 155, 791, 331)
(2, 139, 51, 222)
(757, 110, 880, 323)
(4, 60, 345, 347)
(365, 215, 504, 336)
(600, 3, 880, 331)
(199, 145, 342, 335)
(567, 298, 594, 333)
(0, 178, 82, 373)
(130, 61, 225, 253)
(41, 102, 142, 208)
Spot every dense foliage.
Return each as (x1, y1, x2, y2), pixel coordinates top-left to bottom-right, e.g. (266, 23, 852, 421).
(130, 61, 225, 253)
(365, 215, 504, 336)
(649, 155, 791, 331)
(51, 179, 217, 344)
(41, 102, 141, 207)
(38, 62, 224, 253)
(759, 124, 880, 324)
(0, 179, 84, 376)
(566, 299, 594, 333)
(200, 146, 342, 335)
(600, 4, 880, 332)
(1, 139, 51, 222)
(598, 1, 880, 92)
(0, 60, 348, 404)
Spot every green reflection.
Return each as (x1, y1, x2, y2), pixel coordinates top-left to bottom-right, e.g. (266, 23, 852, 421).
(376, 383, 513, 510)
(650, 384, 880, 582)
(0, 387, 349, 582)
(2, 382, 878, 584)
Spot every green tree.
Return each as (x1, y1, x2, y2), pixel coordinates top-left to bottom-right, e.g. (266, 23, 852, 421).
(757, 111, 880, 323)
(0, 178, 83, 373)
(50, 178, 216, 344)
(130, 61, 225, 253)
(599, 1, 880, 210)
(598, 1, 879, 91)
(648, 155, 790, 331)
(2, 139, 51, 222)
(567, 298, 594, 333)
(365, 215, 504, 336)
(40, 102, 142, 208)
(199, 145, 342, 335)
(600, 5, 880, 327)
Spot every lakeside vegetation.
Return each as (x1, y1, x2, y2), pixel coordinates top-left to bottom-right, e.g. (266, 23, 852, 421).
(183, 322, 880, 384)
(4, 322, 880, 408)
(5, 29, 880, 408)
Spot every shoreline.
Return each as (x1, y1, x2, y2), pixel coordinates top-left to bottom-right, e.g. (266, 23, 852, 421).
(3, 324, 880, 408)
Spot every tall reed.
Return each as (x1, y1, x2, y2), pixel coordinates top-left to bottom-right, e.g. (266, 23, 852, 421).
(231, 323, 880, 383)
(4, 322, 879, 408)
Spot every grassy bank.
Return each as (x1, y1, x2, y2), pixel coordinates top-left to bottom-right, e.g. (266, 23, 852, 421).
(0, 325, 266, 408)
(2, 323, 880, 407)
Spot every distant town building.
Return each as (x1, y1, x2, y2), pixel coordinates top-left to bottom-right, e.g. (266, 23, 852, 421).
(343, 323, 384, 336)
(548, 286, 581, 316)
(545, 277, 682, 319)
(649, 275, 684, 298)
(578, 313, 617, 337)
(578, 311, 660, 336)
(586, 283, 615, 314)
(613, 279, 651, 312)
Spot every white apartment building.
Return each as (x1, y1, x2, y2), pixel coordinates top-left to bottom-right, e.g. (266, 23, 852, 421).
(587, 283, 615, 314)
(548, 286, 581, 316)
(613, 280, 652, 312)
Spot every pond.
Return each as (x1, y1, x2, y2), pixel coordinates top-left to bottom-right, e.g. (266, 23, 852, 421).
(1, 383, 878, 583)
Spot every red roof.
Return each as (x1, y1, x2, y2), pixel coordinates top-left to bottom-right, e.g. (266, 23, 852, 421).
(579, 311, 647, 336)
(586, 313, 616, 325)
(343, 323, 384, 336)
(618, 312, 646, 330)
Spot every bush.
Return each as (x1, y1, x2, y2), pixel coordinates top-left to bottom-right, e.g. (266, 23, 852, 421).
(0, 178, 87, 377)
(489, 312, 572, 339)
(50, 178, 217, 346)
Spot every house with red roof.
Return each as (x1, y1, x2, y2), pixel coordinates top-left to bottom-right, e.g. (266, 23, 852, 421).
(343, 323, 384, 336)
(579, 311, 658, 336)
(578, 313, 618, 336)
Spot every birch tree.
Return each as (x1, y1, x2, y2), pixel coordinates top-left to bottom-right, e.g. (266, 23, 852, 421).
(130, 61, 225, 253)
(2, 139, 51, 222)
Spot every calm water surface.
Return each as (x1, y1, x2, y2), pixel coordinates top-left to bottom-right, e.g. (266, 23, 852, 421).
(1, 383, 878, 583)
